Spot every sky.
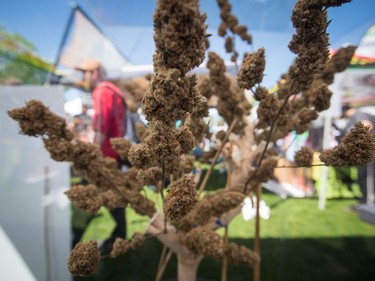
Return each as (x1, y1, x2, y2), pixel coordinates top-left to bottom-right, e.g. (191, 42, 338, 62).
(1, 0, 374, 87)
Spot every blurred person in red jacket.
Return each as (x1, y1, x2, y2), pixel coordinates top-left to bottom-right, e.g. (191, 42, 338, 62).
(76, 59, 127, 250)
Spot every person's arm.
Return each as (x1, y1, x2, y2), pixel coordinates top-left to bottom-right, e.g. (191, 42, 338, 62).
(93, 131, 106, 146)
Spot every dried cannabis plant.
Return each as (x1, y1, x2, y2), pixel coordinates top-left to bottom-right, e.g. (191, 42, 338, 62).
(67, 241, 100, 277)
(320, 122, 375, 166)
(8, 1, 375, 281)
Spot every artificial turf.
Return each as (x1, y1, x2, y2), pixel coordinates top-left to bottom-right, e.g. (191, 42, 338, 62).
(73, 187, 375, 281)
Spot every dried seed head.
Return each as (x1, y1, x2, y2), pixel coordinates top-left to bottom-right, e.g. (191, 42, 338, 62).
(182, 227, 224, 260)
(153, 0, 208, 74)
(43, 138, 73, 162)
(145, 121, 181, 164)
(231, 51, 239, 63)
(218, 22, 227, 36)
(207, 51, 227, 77)
(294, 147, 314, 167)
(217, 0, 252, 47)
(135, 123, 149, 142)
(98, 190, 124, 210)
(110, 238, 130, 258)
(256, 94, 281, 127)
(193, 94, 209, 118)
(130, 193, 156, 217)
(248, 156, 278, 189)
(197, 76, 215, 99)
(225, 36, 234, 53)
(298, 108, 319, 125)
(327, 45, 356, 73)
(307, 82, 332, 112)
(237, 48, 266, 90)
(68, 241, 100, 277)
(320, 122, 375, 166)
(128, 144, 152, 169)
(130, 232, 146, 249)
(110, 138, 132, 161)
(179, 190, 244, 231)
(286, 0, 349, 92)
(254, 86, 268, 101)
(137, 167, 162, 186)
(8, 99, 73, 140)
(163, 175, 198, 224)
(142, 70, 198, 123)
(225, 242, 260, 266)
(176, 126, 195, 154)
(321, 45, 356, 84)
(65, 185, 102, 213)
(185, 114, 209, 144)
(123, 167, 144, 192)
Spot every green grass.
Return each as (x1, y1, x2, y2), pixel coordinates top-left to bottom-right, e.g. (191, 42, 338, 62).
(73, 187, 375, 281)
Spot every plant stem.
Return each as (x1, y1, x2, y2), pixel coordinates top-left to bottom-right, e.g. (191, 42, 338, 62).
(155, 248, 173, 281)
(253, 184, 262, 281)
(156, 246, 168, 275)
(275, 163, 326, 168)
(221, 226, 229, 281)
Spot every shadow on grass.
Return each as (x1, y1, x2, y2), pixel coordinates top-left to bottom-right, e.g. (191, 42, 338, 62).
(73, 236, 375, 281)
(197, 169, 227, 191)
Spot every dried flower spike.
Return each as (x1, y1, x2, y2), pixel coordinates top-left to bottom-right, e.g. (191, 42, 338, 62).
(225, 242, 260, 266)
(294, 147, 314, 167)
(65, 185, 102, 213)
(67, 241, 100, 276)
(182, 226, 224, 260)
(110, 238, 130, 258)
(163, 175, 198, 224)
(237, 48, 266, 90)
(153, 0, 208, 74)
(130, 232, 146, 249)
(110, 138, 132, 160)
(320, 122, 375, 166)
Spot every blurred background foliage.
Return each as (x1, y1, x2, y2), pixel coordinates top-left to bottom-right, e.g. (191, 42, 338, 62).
(0, 26, 53, 85)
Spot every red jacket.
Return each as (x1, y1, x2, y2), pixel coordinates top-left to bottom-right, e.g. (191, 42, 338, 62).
(92, 81, 127, 161)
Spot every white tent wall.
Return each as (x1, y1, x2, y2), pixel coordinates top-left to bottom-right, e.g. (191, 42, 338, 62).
(0, 85, 71, 281)
(57, 7, 131, 74)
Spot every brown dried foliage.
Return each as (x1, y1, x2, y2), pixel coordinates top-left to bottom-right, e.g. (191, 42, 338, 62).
(216, 0, 252, 62)
(294, 147, 314, 167)
(237, 48, 266, 90)
(135, 122, 149, 142)
(206, 52, 251, 134)
(67, 241, 100, 277)
(110, 138, 132, 161)
(137, 167, 162, 187)
(163, 175, 198, 224)
(8, 99, 73, 140)
(179, 190, 244, 231)
(65, 185, 102, 213)
(225, 242, 260, 266)
(130, 232, 146, 249)
(153, 0, 208, 74)
(181, 226, 224, 260)
(142, 69, 198, 124)
(320, 122, 375, 166)
(9, 101, 156, 217)
(110, 238, 130, 258)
